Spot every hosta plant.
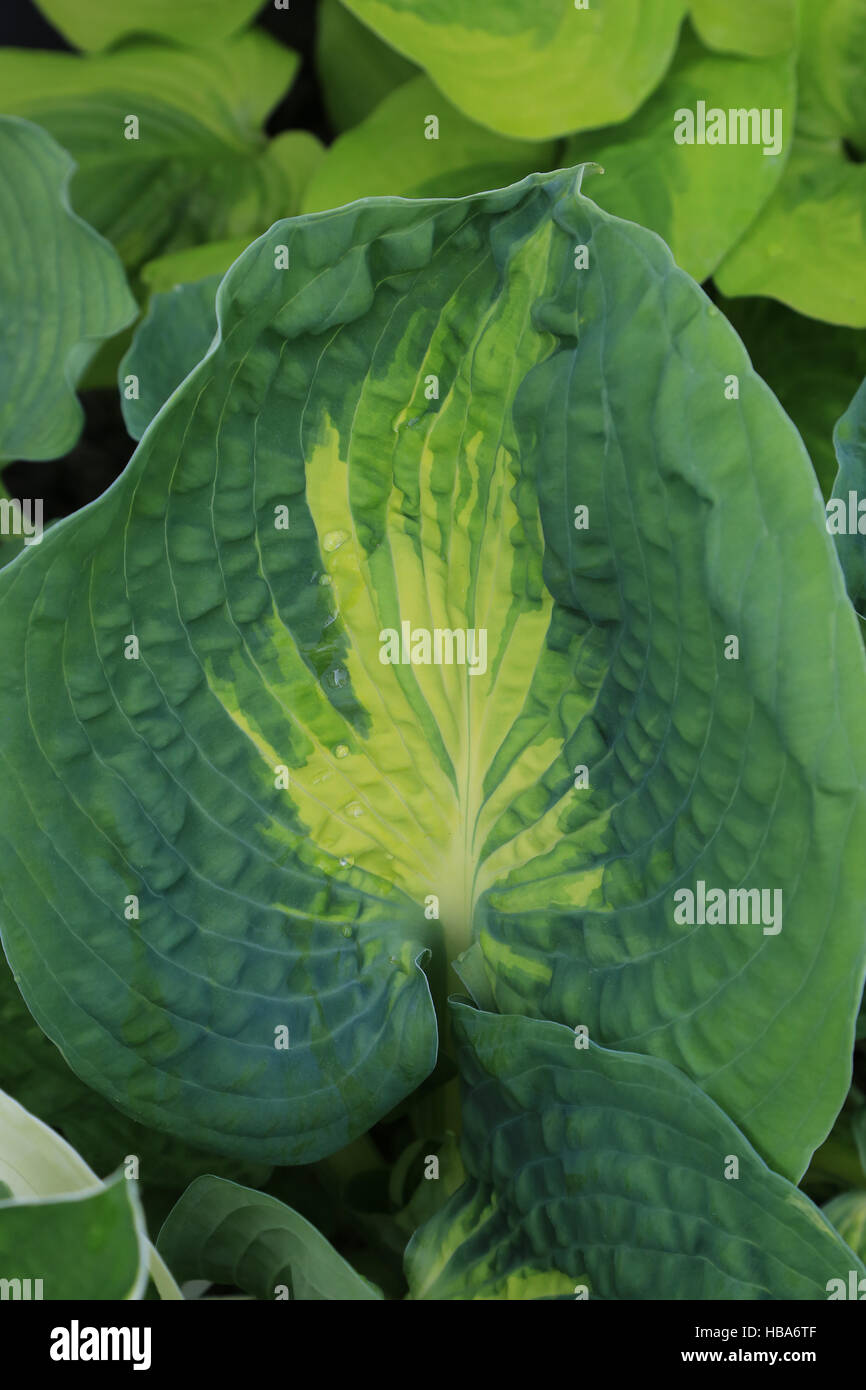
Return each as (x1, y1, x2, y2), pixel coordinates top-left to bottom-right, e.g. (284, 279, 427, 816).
(1, 0, 866, 1304)
(1, 159, 866, 1298)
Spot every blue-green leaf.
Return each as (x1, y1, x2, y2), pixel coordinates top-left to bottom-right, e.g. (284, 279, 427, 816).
(407, 1005, 866, 1300)
(119, 276, 220, 441)
(0, 116, 136, 463)
(0, 171, 863, 1178)
(828, 378, 866, 616)
(157, 1175, 383, 1299)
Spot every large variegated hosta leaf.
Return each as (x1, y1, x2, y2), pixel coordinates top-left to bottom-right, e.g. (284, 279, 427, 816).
(0, 117, 136, 462)
(0, 35, 305, 272)
(0, 170, 864, 1174)
(340, 0, 686, 139)
(407, 1006, 866, 1301)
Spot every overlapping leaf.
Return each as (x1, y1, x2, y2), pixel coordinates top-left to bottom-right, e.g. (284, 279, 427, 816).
(565, 29, 793, 282)
(316, 0, 417, 134)
(716, 138, 866, 327)
(688, 0, 798, 57)
(0, 35, 306, 271)
(829, 378, 866, 617)
(0, 171, 863, 1178)
(34, 0, 265, 50)
(407, 1006, 866, 1300)
(715, 2, 866, 327)
(0, 1088, 180, 1298)
(0, 1173, 146, 1300)
(158, 1175, 382, 1299)
(718, 297, 866, 497)
(798, 0, 866, 149)
(303, 75, 556, 213)
(0, 948, 270, 1192)
(120, 276, 221, 441)
(823, 1190, 866, 1261)
(0, 116, 136, 463)
(140, 240, 253, 295)
(341, 0, 686, 139)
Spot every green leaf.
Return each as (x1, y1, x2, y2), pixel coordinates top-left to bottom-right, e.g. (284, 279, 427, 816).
(0, 34, 303, 271)
(823, 1190, 866, 1261)
(715, 137, 866, 327)
(798, 0, 866, 149)
(158, 1175, 383, 1299)
(828, 378, 866, 617)
(0, 170, 864, 1177)
(0, 1087, 180, 1299)
(302, 75, 556, 213)
(341, 0, 686, 139)
(0, 946, 270, 1193)
(120, 276, 220, 440)
(716, 296, 866, 497)
(0, 116, 136, 463)
(141, 239, 252, 294)
(564, 29, 794, 282)
(0, 1172, 147, 1300)
(316, 0, 417, 133)
(689, 0, 798, 56)
(407, 1005, 866, 1300)
(34, 0, 265, 50)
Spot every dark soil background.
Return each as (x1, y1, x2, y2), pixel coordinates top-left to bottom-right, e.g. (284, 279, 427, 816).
(0, 1, 330, 523)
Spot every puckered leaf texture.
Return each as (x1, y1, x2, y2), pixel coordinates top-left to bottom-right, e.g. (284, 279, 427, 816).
(407, 1006, 866, 1300)
(0, 170, 863, 1173)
